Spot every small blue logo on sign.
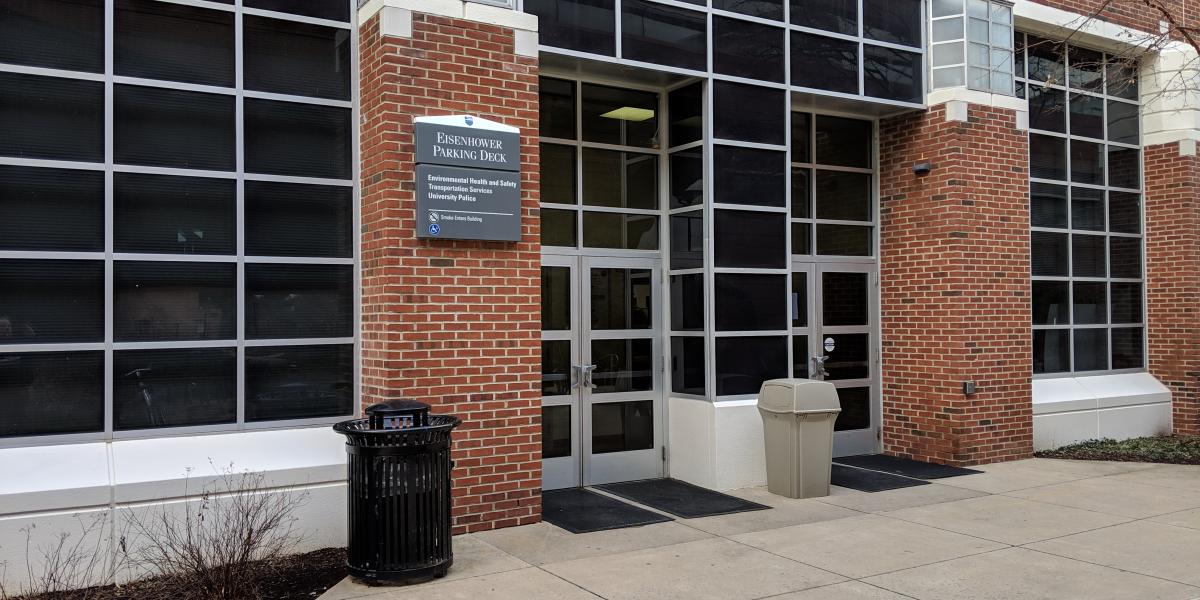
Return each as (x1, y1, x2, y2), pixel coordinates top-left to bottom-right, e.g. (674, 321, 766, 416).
(464, 116, 474, 126)
(428, 223, 441, 236)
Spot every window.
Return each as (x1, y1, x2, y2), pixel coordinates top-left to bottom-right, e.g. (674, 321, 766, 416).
(622, 0, 706, 71)
(0, 2, 357, 440)
(930, 0, 1014, 94)
(793, 114, 876, 258)
(1018, 35, 1143, 374)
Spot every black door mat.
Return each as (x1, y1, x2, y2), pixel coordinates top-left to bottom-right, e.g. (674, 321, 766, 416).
(831, 464, 931, 492)
(542, 487, 672, 533)
(835, 454, 983, 479)
(594, 478, 770, 519)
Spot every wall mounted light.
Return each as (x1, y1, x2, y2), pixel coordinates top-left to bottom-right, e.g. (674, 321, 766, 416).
(913, 162, 933, 176)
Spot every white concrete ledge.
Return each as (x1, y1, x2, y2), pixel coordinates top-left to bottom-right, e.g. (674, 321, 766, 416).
(359, 0, 537, 32)
(1033, 373, 1173, 450)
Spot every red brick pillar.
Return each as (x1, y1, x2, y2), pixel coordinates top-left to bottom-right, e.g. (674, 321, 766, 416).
(1145, 142, 1200, 435)
(358, 6, 542, 532)
(878, 102, 1033, 466)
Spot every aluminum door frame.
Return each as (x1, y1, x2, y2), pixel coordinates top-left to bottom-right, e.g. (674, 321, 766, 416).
(812, 262, 880, 456)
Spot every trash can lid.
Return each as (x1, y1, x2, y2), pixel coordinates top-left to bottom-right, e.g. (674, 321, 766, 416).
(757, 379, 842, 414)
(366, 398, 431, 417)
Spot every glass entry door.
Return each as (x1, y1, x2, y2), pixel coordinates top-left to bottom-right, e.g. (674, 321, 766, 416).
(541, 255, 663, 490)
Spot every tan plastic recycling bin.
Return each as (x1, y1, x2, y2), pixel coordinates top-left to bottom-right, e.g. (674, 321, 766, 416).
(758, 379, 841, 499)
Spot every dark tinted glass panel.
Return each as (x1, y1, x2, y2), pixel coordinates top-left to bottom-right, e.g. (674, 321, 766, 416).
(1030, 182, 1068, 228)
(714, 210, 786, 268)
(816, 117, 872, 168)
(0, 260, 102, 344)
(245, 181, 352, 258)
(541, 208, 577, 247)
(791, 0, 857, 35)
(713, 82, 786, 144)
(591, 339, 653, 393)
(1107, 100, 1139, 145)
(713, 146, 787, 206)
(1031, 232, 1069, 276)
(823, 272, 868, 326)
(245, 264, 353, 339)
(1108, 192, 1140, 234)
(592, 400, 653, 453)
(114, 348, 235, 430)
(715, 274, 787, 331)
(1033, 329, 1070, 374)
(115, 174, 236, 255)
(1068, 46, 1103, 91)
(244, 98, 352, 179)
(713, 17, 785, 83)
(670, 150, 704, 208)
(542, 266, 571, 330)
(582, 149, 657, 209)
(833, 386, 871, 431)
(1111, 327, 1144, 369)
(0, 166, 103, 252)
(1074, 328, 1107, 371)
(823, 333, 869, 380)
(863, 46, 922, 103)
(792, 168, 811, 218)
(716, 0, 784, 19)
(1107, 147, 1140, 190)
(864, 0, 920, 46)
(244, 16, 351, 100)
(1068, 93, 1104, 139)
(1029, 134, 1067, 180)
(0, 351, 103, 437)
(115, 85, 234, 171)
(1110, 282, 1142, 324)
(540, 77, 576, 139)
(715, 336, 788, 396)
(244, 0, 350, 22)
(1027, 85, 1066, 133)
(0, 73, 103, 162)
(792, 335, 809, 378)
(1109, 236, 1141, 278)
(622, 0, 706, 71)
(671, 274, 704, 331)
(582, 212, 658, 249)
(542, 341, 572, 396)
(582, 84, 658, 147)
(669, 83, 703, 147)
(1074, 281, 1107, 324)
(670, 212, 704, 269)
(816, 225, 872, 256)
(671, 337, 705, 395)
(816, 171, 871, 221)
(115, 0, 234, 87)
(1070, 186, 1104, 231)
(792, 222, 812, 254)
(524, 0, 615, 55)
(1106, 59, 1139, 100)
(1071, 234, 1106, 277)
(0, 0, 102, 72)
(591, 268, 652, 330)
(1032, 281, 1069, 325)
(114, 261, 235, 342)
(1026, 36, 1064, 83)
(542, 405, 572, 458)
(245, 344, 354, 422)
(791, 32, 859, 94)
(1015, 34, 1027, 78)
(1070, 140, 1103, 185)
(541, 144, 577, 204)
(792, 112, 812, 163)
(792, 273, 808, 327)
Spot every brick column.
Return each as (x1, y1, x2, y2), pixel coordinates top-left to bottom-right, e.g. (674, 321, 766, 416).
(878, 102, 1033, 465)
(359, 5, 542, 532)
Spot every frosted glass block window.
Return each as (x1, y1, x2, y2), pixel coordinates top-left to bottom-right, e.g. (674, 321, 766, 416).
(930, 0, 1013, 94)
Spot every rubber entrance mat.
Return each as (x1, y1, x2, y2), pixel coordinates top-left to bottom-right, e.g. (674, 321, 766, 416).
(830, 464, 931, 492)
(595, 478, 770, 519)
(835, 454, 983, 479)
(542, 488, 671, 533)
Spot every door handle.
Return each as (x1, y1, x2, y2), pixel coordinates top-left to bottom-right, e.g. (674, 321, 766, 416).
(581, 364, 597, 389)
(811, 355, 829, 379)
(571, 364, 582, 389)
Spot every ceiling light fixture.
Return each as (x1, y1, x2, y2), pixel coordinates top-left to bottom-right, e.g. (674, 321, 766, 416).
(600, 107, 655, 122)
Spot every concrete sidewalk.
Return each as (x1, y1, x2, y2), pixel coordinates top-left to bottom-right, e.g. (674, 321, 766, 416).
(320, 459, 1200, 600)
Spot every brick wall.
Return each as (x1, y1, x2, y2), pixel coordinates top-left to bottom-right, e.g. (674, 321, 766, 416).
(878, 104, 1034, 465)
(1145, 142, 1200, 435)
(358, 12, 542, 532)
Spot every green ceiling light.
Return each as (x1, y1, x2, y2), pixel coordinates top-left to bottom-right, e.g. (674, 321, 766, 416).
(600, 107, 655, 121)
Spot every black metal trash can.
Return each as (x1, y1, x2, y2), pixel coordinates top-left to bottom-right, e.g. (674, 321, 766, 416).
(334, 399, 461, 585)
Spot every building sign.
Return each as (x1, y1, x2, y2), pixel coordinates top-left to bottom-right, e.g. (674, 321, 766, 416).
(414, 115, 521, 241)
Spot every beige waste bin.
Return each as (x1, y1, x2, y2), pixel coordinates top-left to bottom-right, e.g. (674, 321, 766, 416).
(758, 379, 841, 499)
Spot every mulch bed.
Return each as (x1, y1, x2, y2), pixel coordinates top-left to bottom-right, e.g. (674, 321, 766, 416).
(1035, 435, 1200, 465)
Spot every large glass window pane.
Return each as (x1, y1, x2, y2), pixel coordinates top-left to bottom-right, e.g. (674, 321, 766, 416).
(823, 272, 869, 326)
(245, 344, 353, 422)
(816, 171, 872, 222)
(670, 149, 704, 208)
(791, 0, 857, 35)
(1026, 35, 1064, 84)
(714, 210, 787, 268)
(1073, 282, 1107, 324)
(833, 387, 871, 431)
(716, 274, 787, 331)
(0, 351, 103, 438)
(713, 82, 786, 145)
(244, 16, 351, 100)
(669, 82, 703, 147)
(0, 166, 104, 252)
(1032, 281, 1069, 325)
(792, 112, 812, 163)
(115, 0, 234, 87)
(115, 85, 235, 171)
(1070, 186, 1104, 231)
(1031, 231, 1068, 276)
(540, 77, 577, 140)
(1107, 147, 1140, 189)
(245, 181, 352, 258)
(671, 337, 705, 395)
(863, 45, 923, 103)
(714, 146, 787, 206)
(1033, 329, 1070, 373)
(582, 149, 657, 209)
(245, 0, 349, 22)
(816, 117, 872, 168)
(1030, 182, 1067, 228)
(621, 0, 706, 71)
(791, 32, 859, 94)
(582, 212, 658, 249)
(0, 73, 103, 162)
(1071, 234, 1106, 277)
(0, 260, 103, 344)
(541, 208, 577, 247)
(244, 98, 352, 179)
(542, 405, 572, 457)
(591, 400, 654, 453)
(792, 335, 809, 378)
(582, 84, 658, 147)
(713, 17, 785, 83)
(245, 264, 353, 339)
(816, 224, 873, 256)
(541, 144, 577, 205)
(863, 0, 921, 46)
(792, 168, 812, 218)
(591, 268, 652, 330)
(671, 274, 704, 331)
(544, 339, 573, 395)
(591, 339, 653, 393)
(1107, 100, 1139, 145)
(1068, 93, 1104, 139)
(1108, 191, 1141, 234)
(0, 0, 103, 73)
(1109, 236, 1141, 278)
(792, 222, 812, 255)
(524, 0, 616, 56)
(1027, 85, 1066, 133)
(1068, 46, 1104, 91)
(542, 266, 571, 331)
(1110, 282, 1142, 323)
(1074, 328, 1108, 371)
(114, 348, 236, 430)
(1070, 140, 1104, 185)
(1111, 327, 1143, 369)
(670, 211, 704, 269)
(1106, 58, 1139, 100)
(1029, 134, 1067, 181)
(715, 336, 788, 396)
(822, 333, 869, 379)
(716, 0, 784, 19)
(114, 261, 235, 342)
(115, 173, 236, 255)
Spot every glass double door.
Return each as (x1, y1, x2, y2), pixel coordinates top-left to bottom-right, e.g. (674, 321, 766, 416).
(541, 255, 663, 490)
